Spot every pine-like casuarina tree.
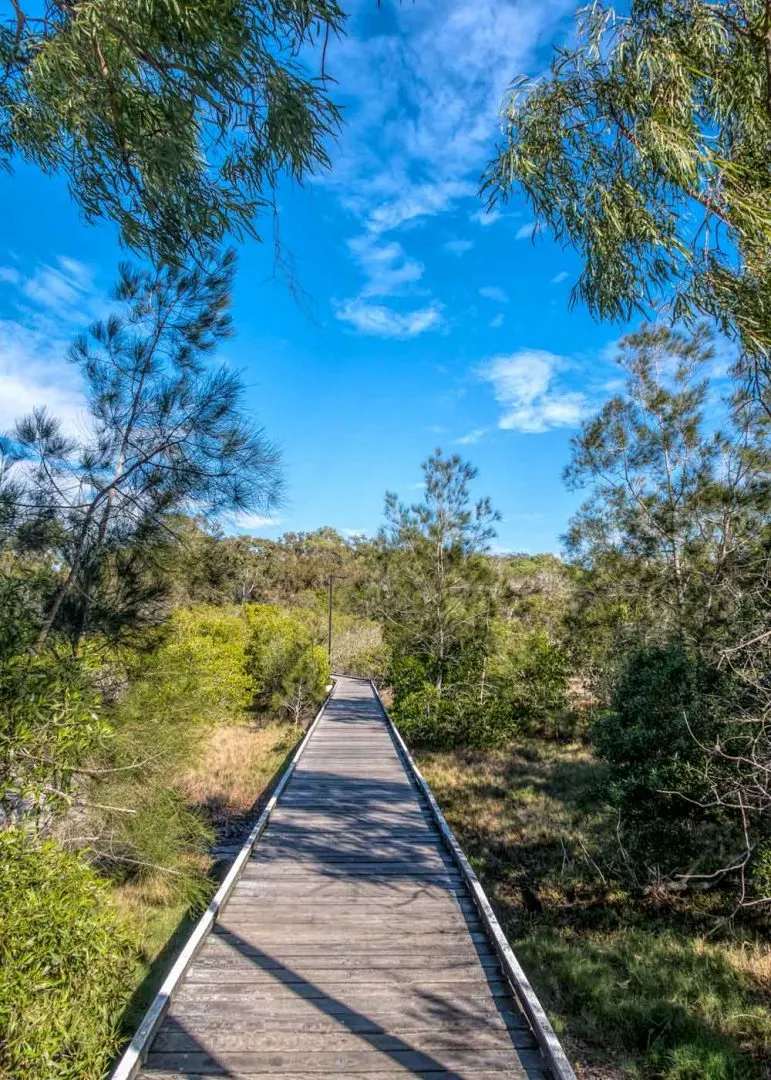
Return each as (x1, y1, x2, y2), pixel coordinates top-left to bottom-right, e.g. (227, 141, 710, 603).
(565, 323, 771, 652)
(1, 250, 282, 651)
(376, 450, 500, 692)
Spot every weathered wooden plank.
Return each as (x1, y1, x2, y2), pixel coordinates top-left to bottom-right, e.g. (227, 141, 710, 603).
(152, 1028, 537, 1053)
(212, 924, 486, 943)
(170, 1000, 528, 1030)
(143, 1048, 545, 1074)
(200, 938, 496, 959)
(139, 1070, 545, 1080)
(187, 952, 500, 974)
(173, 978, 516, 1005)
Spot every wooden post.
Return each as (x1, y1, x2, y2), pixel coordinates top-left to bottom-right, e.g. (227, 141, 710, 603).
(327, 574, 333, 663)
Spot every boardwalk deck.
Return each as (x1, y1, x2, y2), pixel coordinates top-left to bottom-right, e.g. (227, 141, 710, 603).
(133, 677, 560, 1079)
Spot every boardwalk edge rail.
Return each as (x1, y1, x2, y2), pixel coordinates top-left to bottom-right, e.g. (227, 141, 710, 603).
(109, 687, 334, 1080)
(368, 677, 578, 1080)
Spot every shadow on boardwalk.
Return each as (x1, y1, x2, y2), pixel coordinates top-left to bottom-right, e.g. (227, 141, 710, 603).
(147, 927, 532, 1078)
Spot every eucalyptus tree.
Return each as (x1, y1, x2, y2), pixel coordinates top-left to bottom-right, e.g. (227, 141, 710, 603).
(0, 1, 344, 262)
(376, 451, 500, 692)
(485, 1, 771, 402)
(2, 250, 282, 652)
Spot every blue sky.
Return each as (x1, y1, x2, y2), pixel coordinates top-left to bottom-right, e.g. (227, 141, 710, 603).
(0, 0, 637, 555)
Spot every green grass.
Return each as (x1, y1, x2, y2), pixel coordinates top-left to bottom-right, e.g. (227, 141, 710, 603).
(416, 740, 771, 1079)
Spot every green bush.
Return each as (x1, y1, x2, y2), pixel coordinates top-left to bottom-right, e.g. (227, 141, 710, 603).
(136, 604, 254, 724)
(246, 604, 329, 723)
(591, 646, 732, 873)
(488, 624, 570, 735)
(328, 613, 391, 683)
(72, 605, 244, 902)
(390, 658, 520, 750)
(0, 573, 107, 825)
(0, 829, 137, 1079)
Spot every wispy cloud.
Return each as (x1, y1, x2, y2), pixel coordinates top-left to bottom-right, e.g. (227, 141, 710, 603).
(329, 1, 572, 228)
(222, 511, 283, 534)
(348, 235, 425, 297)
(479, 286, 509, 304)
(456, 427, 488, 445)
(0, 255, 105, 433)
(336, 298, 443, 339)
(551, 270, 569, 285)
(444, 239, 474, 256)
(0, 319, 86, 432)
(489, 313, 505, 329)
(515, 221, 537, 241)
(470, 207, 502, 227)
(481, 349, 587, 434)
(329, 1, 574, 319)
(365, 180, 476, 236)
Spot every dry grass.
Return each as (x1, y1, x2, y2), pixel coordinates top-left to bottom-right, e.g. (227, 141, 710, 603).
(111, 720, 298, 1048)
(180, 722, 296, 828)
(417, 739, 771, 1080)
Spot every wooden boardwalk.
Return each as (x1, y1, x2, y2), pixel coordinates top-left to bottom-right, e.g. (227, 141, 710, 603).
(135, 677, 558, 1079)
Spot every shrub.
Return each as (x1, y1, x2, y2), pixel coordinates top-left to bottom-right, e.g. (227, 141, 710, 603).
(0, 574, 106, 827)
(69, 606, 243, 902)
(246, 604, 329, 723)
(328, 613, 391, 683)
(0, 829, 137, 1079)
(488, 625, 570, 735)
(136, 604, 254, 724)
(591, 645, 733, 874)
(390, 658, 520, 750)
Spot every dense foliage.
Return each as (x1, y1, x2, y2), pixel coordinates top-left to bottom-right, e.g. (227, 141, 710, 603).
(0, 0, 344, 262)
(0, 829, 136, 1079)
(486, 0, 771, 400)
(247, 604, 329, 723)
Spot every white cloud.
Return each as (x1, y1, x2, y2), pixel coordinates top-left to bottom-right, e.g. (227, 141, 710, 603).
(0, 256, 107, 433)
(470, 207, 503, 227)
(479, 286, 509, 304)
(223, 512, 283, 534)
(456, 427, 488, 445)
(489, 313, 505, 328)
(365, 180, 476, 236)
(336, 298, 443, 339)
(444, 239, 474, 256)
(348, 235, 424, 297)
(515, 221, 537, 241)
(551, 270, 569, 284)
(327, 0, 573, 305)
(0, 318, 86, 432)
(481, 349, 587, 434)
(328, 2, 574, 337)
(19, 256, 101, 322)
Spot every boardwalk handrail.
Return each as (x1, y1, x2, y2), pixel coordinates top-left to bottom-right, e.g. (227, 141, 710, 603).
(367, 677, 578, 1080)
(109, 687, 333, 1080)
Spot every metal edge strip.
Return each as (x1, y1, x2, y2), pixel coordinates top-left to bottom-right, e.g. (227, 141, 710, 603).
(110, 683, 336, 1080)
(367, 677, 577, 1080)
